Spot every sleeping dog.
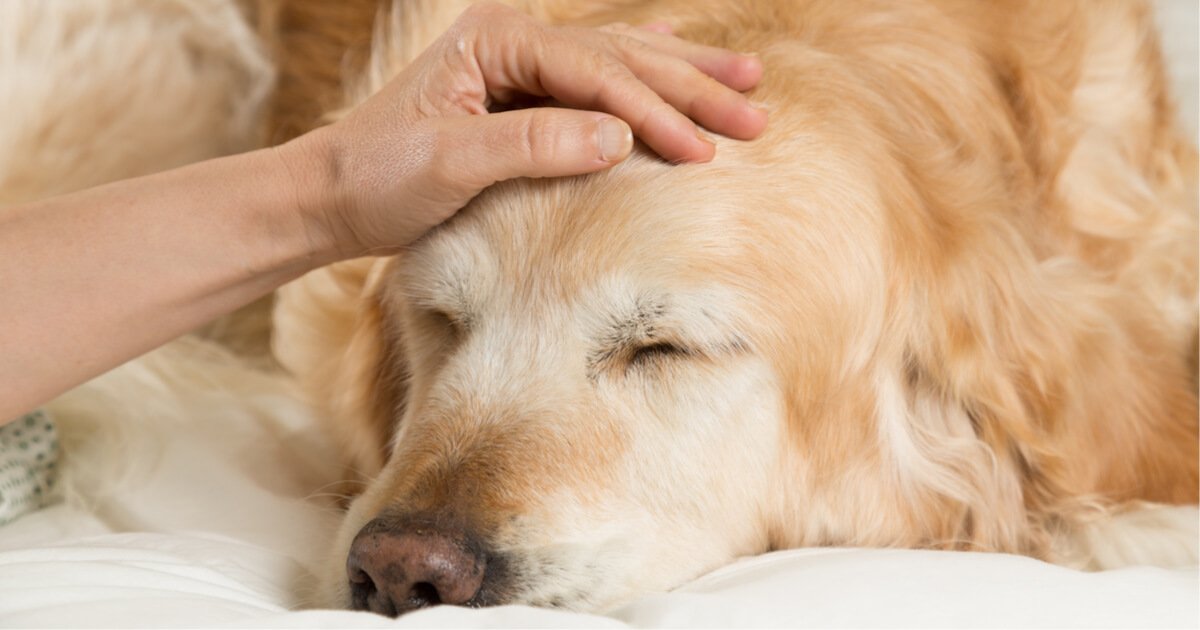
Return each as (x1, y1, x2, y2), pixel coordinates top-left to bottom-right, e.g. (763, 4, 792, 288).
(272, 0, 1199, 616)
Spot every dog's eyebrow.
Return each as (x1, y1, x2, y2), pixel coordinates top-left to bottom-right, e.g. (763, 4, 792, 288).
(589, 291, 749, 373)
(406, 271, 475, 327)
(401, 229, 496, 324)
(610, 297, 668, 342)
(626, 291, 748, 344)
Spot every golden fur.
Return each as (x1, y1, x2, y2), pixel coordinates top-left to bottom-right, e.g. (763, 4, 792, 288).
(271, 0, 1200, 612)
(251, 0, 380, 144)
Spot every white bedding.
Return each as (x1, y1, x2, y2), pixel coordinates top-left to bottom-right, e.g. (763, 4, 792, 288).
(4, 515, 1197, 628)
(2, 0, 1198, 627)
(5, 509, 1197, 627)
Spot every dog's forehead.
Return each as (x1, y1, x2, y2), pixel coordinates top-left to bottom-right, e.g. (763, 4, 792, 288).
(399, 154, 760, 312)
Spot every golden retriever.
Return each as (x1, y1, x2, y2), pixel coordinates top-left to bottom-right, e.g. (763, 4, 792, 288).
(271, 0, 1200, 616)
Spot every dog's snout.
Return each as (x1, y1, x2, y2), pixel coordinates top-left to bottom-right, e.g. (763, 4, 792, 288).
(347, 523, 486, 617)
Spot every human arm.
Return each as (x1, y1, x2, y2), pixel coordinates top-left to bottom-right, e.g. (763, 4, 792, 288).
(0, 2, 766, 422)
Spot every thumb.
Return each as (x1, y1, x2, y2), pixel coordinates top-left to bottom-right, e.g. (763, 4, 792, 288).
(437, 108, 635, 190)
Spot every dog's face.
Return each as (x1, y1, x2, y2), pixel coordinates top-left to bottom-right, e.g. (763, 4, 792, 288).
(319, 113, 906, 612)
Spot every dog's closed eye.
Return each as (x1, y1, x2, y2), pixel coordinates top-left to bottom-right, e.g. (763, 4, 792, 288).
(589, 338, 693, 380)
(414, 308, 470, 344)
(629, 342, 690, 367)
(433, 309, 466, 333)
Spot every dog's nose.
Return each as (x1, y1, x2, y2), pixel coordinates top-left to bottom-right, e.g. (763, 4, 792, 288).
(346, 523, 486, 616)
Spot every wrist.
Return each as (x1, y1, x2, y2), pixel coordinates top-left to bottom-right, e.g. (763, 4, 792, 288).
(270, 125, 345, 268)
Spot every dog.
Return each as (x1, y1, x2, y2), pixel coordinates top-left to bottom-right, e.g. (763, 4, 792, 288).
(271, 0, 1200, 616)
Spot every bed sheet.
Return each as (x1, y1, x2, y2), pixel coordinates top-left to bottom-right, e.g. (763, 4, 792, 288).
(3, 510, 1197, 628)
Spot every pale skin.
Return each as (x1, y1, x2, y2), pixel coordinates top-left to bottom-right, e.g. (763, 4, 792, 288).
(0, 3, 766, 424)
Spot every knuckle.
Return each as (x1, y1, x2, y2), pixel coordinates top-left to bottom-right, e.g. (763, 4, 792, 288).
(420, 123, 462, 188)
(655, 100, 685, 124)
(597, 36, 657, 78)
(594, 55, 636, 87)
(522, 110, 561, 169)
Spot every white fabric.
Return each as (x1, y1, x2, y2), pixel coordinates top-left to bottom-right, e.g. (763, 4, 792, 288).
(2, 511, 1196, 627)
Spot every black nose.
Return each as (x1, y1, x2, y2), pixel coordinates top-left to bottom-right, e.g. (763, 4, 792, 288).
(346, 522, 486, 616)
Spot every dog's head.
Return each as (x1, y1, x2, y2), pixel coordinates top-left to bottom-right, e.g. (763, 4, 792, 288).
(274, 0, 1199, 617)
(319, 132, 853, 612)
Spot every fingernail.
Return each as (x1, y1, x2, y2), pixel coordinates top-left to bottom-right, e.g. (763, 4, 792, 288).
(750, 100, 771, 113)
(599, 117, 633, 162)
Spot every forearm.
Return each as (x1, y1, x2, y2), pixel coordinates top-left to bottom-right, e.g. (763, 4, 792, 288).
(0, 137, 331, 422)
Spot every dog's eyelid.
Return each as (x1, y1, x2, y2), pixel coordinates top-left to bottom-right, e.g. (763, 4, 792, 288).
(425, 307, 470, 334)
(617, 340, 691, 377)
(630, 340, 690, 361)
(613, 312, 751, 359)
(628, 333, 750, 361)
(408, 276, 476, 332)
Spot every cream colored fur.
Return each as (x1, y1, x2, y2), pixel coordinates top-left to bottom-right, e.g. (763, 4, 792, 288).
(273, 0, 1200, 613)
(0, 0, 273, 206)
(1, 1, 285, 507)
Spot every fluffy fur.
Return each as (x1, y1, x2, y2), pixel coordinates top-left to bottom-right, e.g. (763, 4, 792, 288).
(0, 0, 273, 206)
(273, 0, 1200, 613)
(0, 0, 292, 506)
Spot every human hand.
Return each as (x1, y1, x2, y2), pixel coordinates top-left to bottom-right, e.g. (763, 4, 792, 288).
(283, 1, 767, 260)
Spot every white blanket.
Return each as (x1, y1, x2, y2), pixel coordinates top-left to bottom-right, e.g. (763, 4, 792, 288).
(3, 512, 1197, 627)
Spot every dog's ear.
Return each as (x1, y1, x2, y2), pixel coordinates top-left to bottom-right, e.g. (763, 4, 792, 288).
(274, 258, 409, 495)
(872, 0, 1198, 557)
(897, 259, 1199, 558)
(330, 260, 409, 478)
